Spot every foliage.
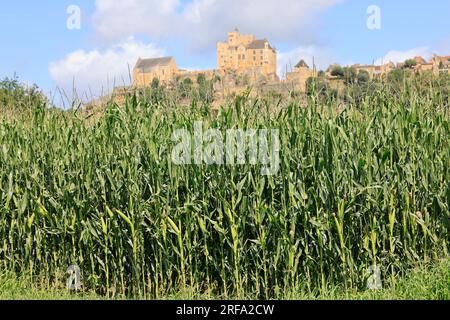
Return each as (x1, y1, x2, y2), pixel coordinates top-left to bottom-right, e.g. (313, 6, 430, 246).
(404, 59, 417, 69)
(1, 259, 449, 299)
(0, 76, 47, 110)
(331, 66, 345, 78)
(388, 69, 406, 83)
(357, 70, 370, 84)
(343, 67, 357, 84)
(151, 77, 160, 89)
(0, 79, 449, 299)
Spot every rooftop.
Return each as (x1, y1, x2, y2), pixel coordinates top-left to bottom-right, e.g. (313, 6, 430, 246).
(247, 39, 272, 50)
(295, 60, 309, 69)
(134, 57, 174, 72)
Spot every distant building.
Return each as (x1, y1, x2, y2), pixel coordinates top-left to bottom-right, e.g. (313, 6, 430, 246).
(217, 29, 277, 78)
(285, 60, 315, 92)
(353, 62, 395, 78)
(430, 55, 450, 74)
(129, 31, 450, 95)
(413, 56, 427, 65)
(133, 57, 178, 87)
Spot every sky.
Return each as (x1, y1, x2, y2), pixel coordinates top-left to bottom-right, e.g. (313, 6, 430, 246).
(1, 0, 449, 104)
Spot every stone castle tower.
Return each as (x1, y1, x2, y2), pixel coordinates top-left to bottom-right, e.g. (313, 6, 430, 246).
(217, 29, 277, 77)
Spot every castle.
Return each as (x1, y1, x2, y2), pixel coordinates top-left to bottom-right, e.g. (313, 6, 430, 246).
(217, 29, 277, 78)
(132, 29, 278, 89)
(131, 29, 450, 93)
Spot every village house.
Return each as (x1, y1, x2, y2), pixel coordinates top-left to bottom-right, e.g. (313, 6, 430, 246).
(217, 29, 278, 79)
(395, 55, 450, 75)
(411, 56, 434, 73)
(352, 62, 395, 78)
(430, 55, 450, 74)
(133, 57, 178, 87)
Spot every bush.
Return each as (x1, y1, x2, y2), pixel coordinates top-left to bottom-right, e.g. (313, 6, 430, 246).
(403, 59, 417, 69)
(357, 70, 370, 83)
(331, 66, 344, 78)
(0, 76, 47, 110)
(151, 77, 160, 89)
(343, 67, 357, 84)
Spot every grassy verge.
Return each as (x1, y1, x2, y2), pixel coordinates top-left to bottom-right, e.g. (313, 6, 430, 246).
(1, 260, 449, 300)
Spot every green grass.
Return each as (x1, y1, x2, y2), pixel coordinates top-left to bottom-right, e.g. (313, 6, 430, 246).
(1, 259, 449, 300)
(0, 76, 450, 299)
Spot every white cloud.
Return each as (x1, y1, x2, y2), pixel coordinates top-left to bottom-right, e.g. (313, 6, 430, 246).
(93, 0, 182, 42)
(93, 0, 342, 51)
(374, 47, 434, 65)
(277, 45, 335, 78)
(49, 37, 164, 101)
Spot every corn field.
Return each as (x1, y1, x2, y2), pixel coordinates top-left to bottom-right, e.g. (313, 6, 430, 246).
(0, 81, 450, 298)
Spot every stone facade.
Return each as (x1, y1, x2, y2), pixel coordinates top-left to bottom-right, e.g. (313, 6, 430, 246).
(285, 60, 315, 92)
(133, 57, 178, 87)
(217, 29, 277, 78)
(430, 55, 450, 74)
(176, 69, 218, 83)
(352, 62, 395, 78)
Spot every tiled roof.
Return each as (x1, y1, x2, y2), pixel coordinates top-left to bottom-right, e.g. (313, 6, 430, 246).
(414, 56, 426, 64)
(247, 39, 271, 50)
(295, 60, 309, 68)
(135, 57, 174, 71)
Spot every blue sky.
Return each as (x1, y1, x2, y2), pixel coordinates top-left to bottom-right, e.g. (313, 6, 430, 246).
(1, 0, 449, 101)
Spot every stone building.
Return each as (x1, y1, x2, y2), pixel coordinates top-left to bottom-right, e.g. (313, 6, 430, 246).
(352, 62, 395, 78)
(285, 60, 315, 92)
(430, 55, 450, 74)
(217, 29, 277, 79)
(133, 57, 178, 87)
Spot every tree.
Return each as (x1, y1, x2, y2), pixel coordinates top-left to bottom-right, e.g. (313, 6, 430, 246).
(331, 66, 344, 78)
(0, 75, 47, 109)
(317, 70, 326, 78)
(183, 78, 193, 86)
(343, 67, 357, 84)
(387, 69, 405, 83)
(306, 77, 329, 96)
(357, 70, 370, 83)
(179, 78, 193, 99)
(403, 59, 417, 69)
(151, 77, 160, 89)
(196, 73, 206, 86)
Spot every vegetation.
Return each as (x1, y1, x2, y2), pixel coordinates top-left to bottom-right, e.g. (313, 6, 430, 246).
(0, 76, 47, 110)
(342, 67, 357, 84)
(330, 65, 345, 78)
(1, 259, 449, 300)
(357, 70, 370, 84)
(404, 59, 418, 69)
(306, 77, 336, 98)
(0, 73, 449, 300)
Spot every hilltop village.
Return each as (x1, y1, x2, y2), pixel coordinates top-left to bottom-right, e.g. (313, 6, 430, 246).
(119, 29, 450, 98)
